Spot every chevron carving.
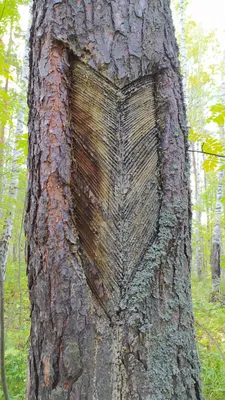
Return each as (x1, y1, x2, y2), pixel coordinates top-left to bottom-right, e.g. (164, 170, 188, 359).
(71, 60, 159, 302)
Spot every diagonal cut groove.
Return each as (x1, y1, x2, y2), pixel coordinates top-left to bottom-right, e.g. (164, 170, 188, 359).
(71, 59, 159, 307)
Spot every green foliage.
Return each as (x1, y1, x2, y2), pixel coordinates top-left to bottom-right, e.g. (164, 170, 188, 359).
(0, 256, 30, 400)
(189, 128, 224, 155)
(0, 0, 29, 29)
(171, 2, 225, 398)
(189, 128, 225, 171)
(0, 2, 30, 399)
(16, 132, 28, 157)
(193, 278, 225, 400)
(207, 103, 225, 127)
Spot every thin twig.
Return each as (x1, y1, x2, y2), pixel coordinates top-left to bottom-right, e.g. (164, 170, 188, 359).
(196, 320, 225, 361)
(188, 149, 225, 159)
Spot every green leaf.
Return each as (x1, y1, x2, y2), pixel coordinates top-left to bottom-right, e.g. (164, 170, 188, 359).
(189, 128, 203, 142)
(207, 103, 225, 126)
(220, 195, 225, 204)
(202, 157, 219, 172)
(202, 138, 224, 155)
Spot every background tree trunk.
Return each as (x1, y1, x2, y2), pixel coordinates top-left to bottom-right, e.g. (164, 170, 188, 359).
(210, 52, 225, 295)
(25, 1, 203, 399)
(0, 27, 29, 400)
(211, 170, 223, 294)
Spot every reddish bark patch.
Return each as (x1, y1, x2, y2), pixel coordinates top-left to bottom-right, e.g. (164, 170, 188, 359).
(43, 356, 51, 386)
(40, 42, 70, 250)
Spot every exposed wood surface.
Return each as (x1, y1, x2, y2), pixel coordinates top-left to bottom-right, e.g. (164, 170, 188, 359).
(71, 60, 159, 308)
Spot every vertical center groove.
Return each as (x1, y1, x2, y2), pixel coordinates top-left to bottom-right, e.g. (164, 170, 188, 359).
(71, 59, 159, 304)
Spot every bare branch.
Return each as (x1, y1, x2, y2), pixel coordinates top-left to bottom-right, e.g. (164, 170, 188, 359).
(188, 149, 225, 159)
(196, 320, 225, 361)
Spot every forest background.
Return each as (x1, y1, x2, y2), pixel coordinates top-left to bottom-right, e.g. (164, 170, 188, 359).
(0, 0, 225, 399)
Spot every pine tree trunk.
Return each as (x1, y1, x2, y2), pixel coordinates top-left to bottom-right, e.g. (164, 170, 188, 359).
(25, 1, 203, 399)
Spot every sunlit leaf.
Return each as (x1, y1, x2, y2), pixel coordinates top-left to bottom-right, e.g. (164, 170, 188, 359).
(202, 157, 219, 172)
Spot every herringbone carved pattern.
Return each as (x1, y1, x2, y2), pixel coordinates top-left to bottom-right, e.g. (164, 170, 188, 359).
(71, 60, 159, 299)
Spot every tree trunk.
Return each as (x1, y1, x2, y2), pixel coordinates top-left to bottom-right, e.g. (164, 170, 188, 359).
(195, 142, 203, 278)
(210, 170, 223, 294)
(191, 141, 202, 276)
(0, 23, 13, 205)
(210, 54, 225, 296)
(25, 1, 203, 399)
(179, 0, 188, 105)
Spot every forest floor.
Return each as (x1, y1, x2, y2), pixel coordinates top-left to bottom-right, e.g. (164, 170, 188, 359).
(192, 277, 225, 400)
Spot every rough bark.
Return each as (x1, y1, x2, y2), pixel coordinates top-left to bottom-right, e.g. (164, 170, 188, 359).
(25, 1, 203, 399)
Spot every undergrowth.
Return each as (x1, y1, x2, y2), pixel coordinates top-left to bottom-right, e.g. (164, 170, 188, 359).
(192, 277, 225, 400)
(0, 257, 30, 400)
